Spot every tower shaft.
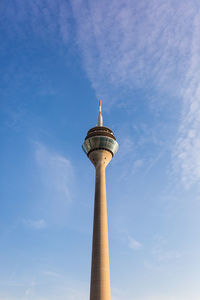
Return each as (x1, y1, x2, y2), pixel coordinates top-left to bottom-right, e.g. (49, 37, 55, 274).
(89, 150, 112, 300)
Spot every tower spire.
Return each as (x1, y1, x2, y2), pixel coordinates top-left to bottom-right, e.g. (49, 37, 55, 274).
(98, 99, 103, 126)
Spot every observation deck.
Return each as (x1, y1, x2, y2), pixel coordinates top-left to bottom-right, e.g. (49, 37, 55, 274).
(82, 126, 118, 157)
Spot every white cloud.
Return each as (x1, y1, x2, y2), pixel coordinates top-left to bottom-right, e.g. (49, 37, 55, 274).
(128, 236, 142, 250)
(131, 159, 144, 175)
(35, 142, 73, 204)
(70, 0, 194, 105)
(117, 136, 134, 161)
(25, 288, 31, 296)
(2, 0, 70, 43)
(152, 248, 181, 263)
(43, 271, 61, 278)
(34, 142, 74, 225)
(4, 0, 200, 188)
(70, 0, 200, 188)
(152, 236, 181, 263)
(23, 219, 47, 230)
(173, 13, 200, 188)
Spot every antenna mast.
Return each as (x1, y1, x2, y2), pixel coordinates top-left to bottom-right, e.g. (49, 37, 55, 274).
(98, 99, 103, 126)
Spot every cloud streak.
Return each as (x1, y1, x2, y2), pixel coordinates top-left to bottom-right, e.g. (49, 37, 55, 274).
(35, 142, 74, 204)
(1, 0, 70, 43)
(23, 219, 47, 230)
(71, 1, 194, 103)
(34, 143, 74, 227)
(152, 236, 181, 263)
(173, 13, 200, 188)
(128, 236, 142, 250)
(70, 0, 200, 188)
(3, 0, 200, 187)
(43, 271, 61, 278)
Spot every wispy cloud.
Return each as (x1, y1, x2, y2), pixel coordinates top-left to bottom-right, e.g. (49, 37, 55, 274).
(70, 1, 194, 104)
(43, 271, 61, 278)
(23, 218, 47, 230)
(1, 0, 71, 43)
(115, 130, 164, 181)
(25, 288, 31, 296)
(116, 229, 142, 251)
(151, 236, 181, 263)
(115, 136, 135, 163)
(3, 0, 200, 188)
(131, 159, 144, 175)
(128, 236, 142, 250)
(70, 0, 200, 188)
(35, 142, 73, 204)
(33, 142, 75, 225)
(173, 13, 200, 188)
(0, 280, 37, 299)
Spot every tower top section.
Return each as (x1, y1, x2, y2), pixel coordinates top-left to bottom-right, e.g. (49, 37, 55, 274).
(98, 99, 103, 126)
(82, 99, 118, 157)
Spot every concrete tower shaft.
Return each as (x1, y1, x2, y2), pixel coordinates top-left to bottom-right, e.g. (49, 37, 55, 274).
(89, 150, 112, 300)
(82, 101, 118, 300)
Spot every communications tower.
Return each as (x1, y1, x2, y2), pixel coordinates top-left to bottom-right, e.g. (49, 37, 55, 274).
(82, 100, 118, 300)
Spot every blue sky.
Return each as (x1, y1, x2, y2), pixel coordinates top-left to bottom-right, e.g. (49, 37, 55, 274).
(1, 0, 200, 299)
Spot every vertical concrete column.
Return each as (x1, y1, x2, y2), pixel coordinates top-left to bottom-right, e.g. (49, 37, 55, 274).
(89, 150, 112, 300)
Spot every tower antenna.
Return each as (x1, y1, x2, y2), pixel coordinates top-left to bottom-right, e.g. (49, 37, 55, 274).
(98, 99, 103, 126)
